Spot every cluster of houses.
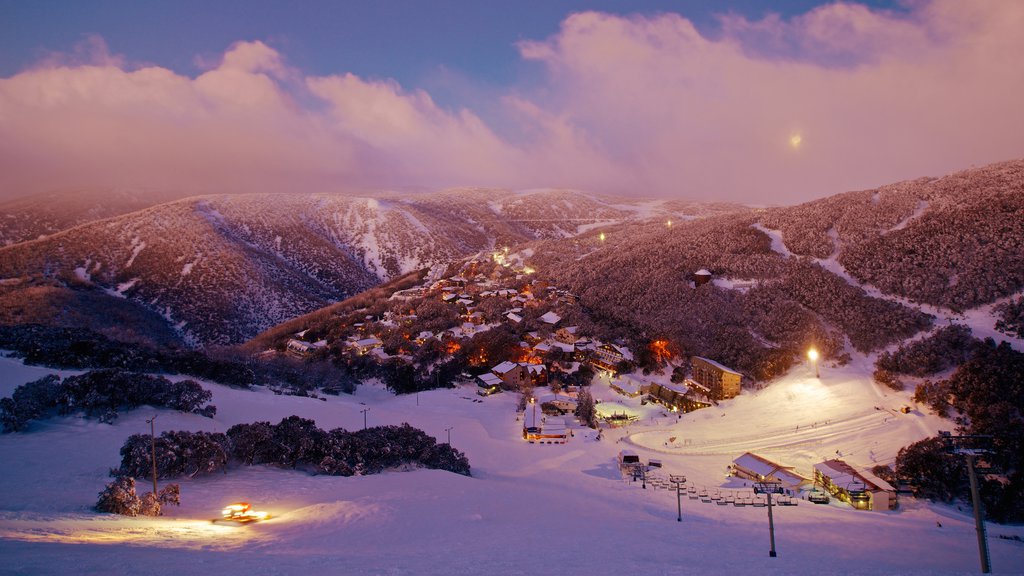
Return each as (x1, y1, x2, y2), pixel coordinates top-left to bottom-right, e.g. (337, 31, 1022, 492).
(730, 452, 897, 511)
(606, 355, 742, 414)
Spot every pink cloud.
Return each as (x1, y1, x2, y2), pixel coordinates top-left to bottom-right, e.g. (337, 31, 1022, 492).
(0, 1, 1022, 204)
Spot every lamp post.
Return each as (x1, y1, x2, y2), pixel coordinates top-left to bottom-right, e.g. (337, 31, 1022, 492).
(146, 415, 158, 497)
(360, 407, 370, 430)
(669, 475, 687, 521)
(754, 480, 783, 558)
(445, 426, 453, 445)
(530, 396, 537, 429)
(807, 347, 820, 378)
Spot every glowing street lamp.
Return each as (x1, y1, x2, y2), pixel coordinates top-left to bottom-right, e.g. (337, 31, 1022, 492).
(807, 347, 820, 378)
(599, 232, 606, 242)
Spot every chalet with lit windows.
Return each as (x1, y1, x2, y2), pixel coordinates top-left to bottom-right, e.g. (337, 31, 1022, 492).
(813, 459, 897, 511)
(731, 452, 810, 491)
(491, 361, 546, 389)
(591, 343, 627, 373)
(691, 356, 742, 400)
(477, 372, 503, 396)
(646, 381, 712, 413)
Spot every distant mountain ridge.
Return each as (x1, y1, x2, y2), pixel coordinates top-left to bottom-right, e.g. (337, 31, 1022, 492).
(0, 188, 191, 246)
(0, 188, 730, 346)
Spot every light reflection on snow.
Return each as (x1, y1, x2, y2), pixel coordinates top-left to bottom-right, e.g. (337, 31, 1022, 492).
(0, 517, 262, 548)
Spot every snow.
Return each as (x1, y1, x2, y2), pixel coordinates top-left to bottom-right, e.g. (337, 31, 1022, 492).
(1, 353, 1022, 575)
(125, 237, 146, 269)
(749, 223, 1024, 354)
(887, 200, 930, 233)
(751, 223, 794, 259)
(109, 278, 140, 298)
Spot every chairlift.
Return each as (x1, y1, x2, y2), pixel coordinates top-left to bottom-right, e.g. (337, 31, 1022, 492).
(847, 480, 871, 509)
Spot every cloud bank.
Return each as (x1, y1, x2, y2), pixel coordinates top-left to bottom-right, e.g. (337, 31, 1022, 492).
(1, 0, 1022, 204)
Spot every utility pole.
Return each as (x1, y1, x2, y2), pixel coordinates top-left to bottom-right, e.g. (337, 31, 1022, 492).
(669, 475, 687, 521)
(360, 408, 369, 430)
(445, 426, 453, 445)
(754, 480, 782, 558)
(146, 415, 158, 496)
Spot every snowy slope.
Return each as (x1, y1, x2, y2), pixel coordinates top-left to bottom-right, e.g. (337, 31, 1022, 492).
(1, 353, 1021, 575)
(0, 189, 705, 346)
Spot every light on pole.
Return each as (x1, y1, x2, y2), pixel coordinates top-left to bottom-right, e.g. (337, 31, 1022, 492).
(360, 408, 370, 430)
(146, 415, 159, 497)
(807, 347, 820, 378)
(530, 396, 537, 429)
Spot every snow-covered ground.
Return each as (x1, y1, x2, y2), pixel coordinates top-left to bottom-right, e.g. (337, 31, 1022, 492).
(1, 353, 1022, 575)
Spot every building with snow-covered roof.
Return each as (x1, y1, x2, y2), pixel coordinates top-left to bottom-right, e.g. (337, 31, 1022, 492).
(731, 453, 810, 491)
(540, 311, 561, 325)
(591, 343, 627, 373)
(691, 356, 742, 400)
(352, 337, 383, 355)
(286, 338, 314, 357)
(813, 459, 896, 511)
(492, 361, 530, 390)
(477, 372, 503, 396)
(555, 326, 578, 345)
(609, 374, 648, 398)
(694, 268, 713, 286)
(647, 381, 712, 413)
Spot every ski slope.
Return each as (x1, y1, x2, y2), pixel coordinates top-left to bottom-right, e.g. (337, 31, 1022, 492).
(0, 353, 1022, 575)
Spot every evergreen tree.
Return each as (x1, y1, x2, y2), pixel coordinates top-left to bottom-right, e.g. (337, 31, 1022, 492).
(575, 388, 598, 428)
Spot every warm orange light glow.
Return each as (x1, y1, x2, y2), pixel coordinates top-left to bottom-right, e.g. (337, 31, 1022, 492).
(221, 502, 269, 523)
(599, 232, 606, 242)
(790, 134, 802, 149)
(666, 220, 673, 228)
(807, 347, 819, 362)
(445, 341, 462, 354)
(649, 339, 673, 363)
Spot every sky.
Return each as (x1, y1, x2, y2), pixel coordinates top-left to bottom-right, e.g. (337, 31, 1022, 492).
(0, 0, 1022, 205)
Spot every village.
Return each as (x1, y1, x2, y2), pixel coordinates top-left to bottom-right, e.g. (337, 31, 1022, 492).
(274, 248, 900, 515)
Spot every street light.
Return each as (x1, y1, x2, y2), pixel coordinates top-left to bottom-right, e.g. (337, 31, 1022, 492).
(360, 407, 370, 430)
(669, 475, 687, 521)
(807, 347, 820, 378)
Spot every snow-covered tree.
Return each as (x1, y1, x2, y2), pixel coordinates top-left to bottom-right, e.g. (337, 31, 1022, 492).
(575, 388, 597, 428)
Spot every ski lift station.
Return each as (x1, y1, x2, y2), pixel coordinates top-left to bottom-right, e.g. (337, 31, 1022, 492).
(813, 459, 897, 511)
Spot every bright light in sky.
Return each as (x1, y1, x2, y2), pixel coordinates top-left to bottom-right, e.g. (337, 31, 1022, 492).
(0, 1, 1022, 204)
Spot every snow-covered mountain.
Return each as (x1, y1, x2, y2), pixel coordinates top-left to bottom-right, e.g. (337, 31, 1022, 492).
(0, 188, 190, 247)
(513, 160, 1024, 374)
(0, 189, 730, 346)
